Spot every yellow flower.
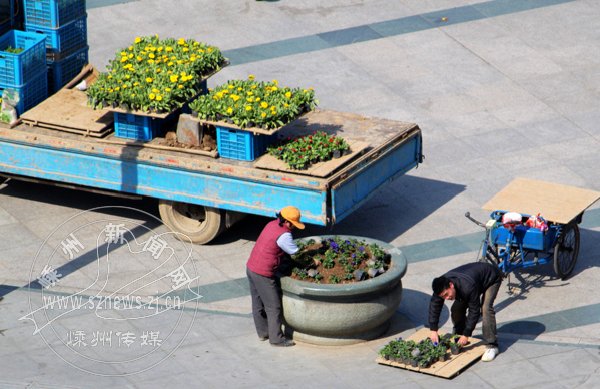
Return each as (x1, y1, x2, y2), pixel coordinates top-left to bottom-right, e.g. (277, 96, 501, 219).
(178, 84, 184, 89)
(226, 107, 233, 114)
(136, 56, 142, 62)
(182, 47, 189, 52)
(120, 56, 127, 63)
(128, 53, 133, 59)
(248, 74, 255, 80)
(147, 59, 154, 64)
(228, 84, 234, 89)
(245, 106, 252, 111)
(177, 38, 185, 45)
(246, 97, 254, 103)
(134, 37, 141, 44)
(165, 87, 171, 92)
(260, 102, 268, 109)
(165, 46, 173, 52)
(272, 79, 279, 85)
(230, 94, 240, 102)
(170, 75, 178, 83)
(130, 93, 135, 97)
(261, 112, 267, 118)
(285, 91, 292, 98)
(152, 88, 160, 93)
(149, 53, 155, 59)
(156, 95, 163, 101)
(149, 93, 156, 100)
(146, 77, 153, 83)
(271, 86, 278, 91)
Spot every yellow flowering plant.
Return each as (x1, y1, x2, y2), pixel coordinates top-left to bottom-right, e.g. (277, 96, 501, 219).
(188, 76, 317, 129)
(87, 35, 227, 113)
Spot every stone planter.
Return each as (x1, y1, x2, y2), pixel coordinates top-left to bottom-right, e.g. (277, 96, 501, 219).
(281, 235, 407, 346)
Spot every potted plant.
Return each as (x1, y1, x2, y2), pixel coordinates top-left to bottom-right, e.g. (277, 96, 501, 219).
(189, 76, 317, 130)
(281, 235, 407, 345)
(87, 35, 227, 113)
(267, 131, 351, 170)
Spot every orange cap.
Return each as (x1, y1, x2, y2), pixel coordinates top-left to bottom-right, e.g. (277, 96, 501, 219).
(280, 206, 305, 229)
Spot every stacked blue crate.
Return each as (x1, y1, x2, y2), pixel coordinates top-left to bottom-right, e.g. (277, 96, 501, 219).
(23, 0, 88, 93)
(0, 29, 48, 115)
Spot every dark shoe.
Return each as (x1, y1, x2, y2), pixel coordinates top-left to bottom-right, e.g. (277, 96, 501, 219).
(258, 336, 269, 341)
(270, 339, 295, 347)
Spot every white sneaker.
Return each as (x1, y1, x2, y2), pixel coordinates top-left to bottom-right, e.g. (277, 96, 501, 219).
(481, 347, 499, 362)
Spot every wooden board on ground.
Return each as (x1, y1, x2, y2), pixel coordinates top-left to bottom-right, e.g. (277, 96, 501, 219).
(376, 328, 487, 379)
(482, 177, 600, 224)
(98, 134, 218, 157)
(20, 88, 113, 137)
(253, 140, 369, 177)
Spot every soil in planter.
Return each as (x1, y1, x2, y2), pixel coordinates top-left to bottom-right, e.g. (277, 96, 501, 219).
(289, 237, 391, 284)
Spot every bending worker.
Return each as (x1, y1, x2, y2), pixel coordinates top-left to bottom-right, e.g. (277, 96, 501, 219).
(428, 262, 503, 362)
(246, 206, 305, 347)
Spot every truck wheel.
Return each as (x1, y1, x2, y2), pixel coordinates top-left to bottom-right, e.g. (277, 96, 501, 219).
(158, 200, 225, 244)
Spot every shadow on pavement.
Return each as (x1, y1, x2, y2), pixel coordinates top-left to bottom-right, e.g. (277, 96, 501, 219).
(216, 175, 466, 245)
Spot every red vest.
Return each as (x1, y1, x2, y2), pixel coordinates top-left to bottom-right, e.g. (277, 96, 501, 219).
(247, 220, 291, 277)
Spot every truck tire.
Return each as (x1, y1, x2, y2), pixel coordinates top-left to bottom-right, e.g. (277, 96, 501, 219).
(158, 200, 225, 244)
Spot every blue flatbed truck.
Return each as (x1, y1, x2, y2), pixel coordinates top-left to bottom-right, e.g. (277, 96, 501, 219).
(0, 108, 423, 243)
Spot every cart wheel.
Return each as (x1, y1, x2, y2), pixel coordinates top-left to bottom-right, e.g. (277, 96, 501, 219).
(158, 200, 225, 244)
(553, 224, 580, 280)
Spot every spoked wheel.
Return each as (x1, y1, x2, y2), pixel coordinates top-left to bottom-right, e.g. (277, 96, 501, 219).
(553, 224, 580, 280)
(158, 200, 225, 244)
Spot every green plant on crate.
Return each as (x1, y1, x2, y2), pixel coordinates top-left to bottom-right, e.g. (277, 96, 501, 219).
(188, 75, 317, 129)
(4, 46, 23, 54)
(290, 236, 391, 284)
(86, 35, 227, 113)
(266, 131, 350, 170)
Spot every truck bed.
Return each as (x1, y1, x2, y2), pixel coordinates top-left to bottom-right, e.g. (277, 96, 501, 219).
(0, 109, 422, 225)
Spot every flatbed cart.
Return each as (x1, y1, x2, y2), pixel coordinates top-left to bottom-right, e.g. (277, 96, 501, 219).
(465, 178, 600, 280)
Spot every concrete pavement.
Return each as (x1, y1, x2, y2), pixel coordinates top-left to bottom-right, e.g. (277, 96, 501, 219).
(1, 0, 600, 387)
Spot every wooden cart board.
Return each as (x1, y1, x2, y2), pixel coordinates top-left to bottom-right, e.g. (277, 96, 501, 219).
(376, 328, 487, 379)
(253, 140, 369, 177)
(482, 177, 600, 224)
(20, 88, 113, 137)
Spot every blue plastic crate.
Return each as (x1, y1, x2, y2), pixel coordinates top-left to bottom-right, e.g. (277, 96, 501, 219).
(26, 15, 87, 57)
(0, 70, 48, 115)
(114, 112, 168, 141)
(24, 0, 86, 28)
(47, 45, 87, 93)
(216, 126, 275, 161)
(0, 29, 47, 85)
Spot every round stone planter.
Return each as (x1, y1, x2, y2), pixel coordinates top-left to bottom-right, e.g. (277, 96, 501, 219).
(281, 235, 408, 346)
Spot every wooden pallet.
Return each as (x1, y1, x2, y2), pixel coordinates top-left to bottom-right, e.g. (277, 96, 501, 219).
(98, 134, 218, 157)
(253, 140, 369, 177)
(376, 328, 487, 379)
(20, 88, 113, 137)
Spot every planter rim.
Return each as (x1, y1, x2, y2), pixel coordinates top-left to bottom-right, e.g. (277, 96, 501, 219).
(281, 235, 407, 297)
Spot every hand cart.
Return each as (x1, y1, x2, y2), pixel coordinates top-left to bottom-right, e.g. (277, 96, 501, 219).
(465, 178, 600, 281)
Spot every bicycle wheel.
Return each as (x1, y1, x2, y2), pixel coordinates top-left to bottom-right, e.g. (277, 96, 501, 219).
(553, 224, 580, 280)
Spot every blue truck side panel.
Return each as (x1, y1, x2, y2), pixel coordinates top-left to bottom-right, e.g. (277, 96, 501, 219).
(331, 133, 422, 222)
(0, 141, 328, 224)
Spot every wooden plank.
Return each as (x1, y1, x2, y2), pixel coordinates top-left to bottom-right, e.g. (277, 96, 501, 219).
(376, 328, 487, 379)
(482, 177, 600, 224)
(97, 134, 218, 157)
(253, 141, 370, 177)
(20, 88, 113, 134)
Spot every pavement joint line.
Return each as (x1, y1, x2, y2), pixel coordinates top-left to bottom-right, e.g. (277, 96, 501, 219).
(222, 0, 578, 65)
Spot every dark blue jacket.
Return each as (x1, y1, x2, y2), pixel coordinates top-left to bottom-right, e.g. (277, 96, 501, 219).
(428, 262, 502, 336)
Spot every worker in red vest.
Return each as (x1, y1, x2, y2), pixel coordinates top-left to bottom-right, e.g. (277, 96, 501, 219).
(246, 206, 305, 347)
